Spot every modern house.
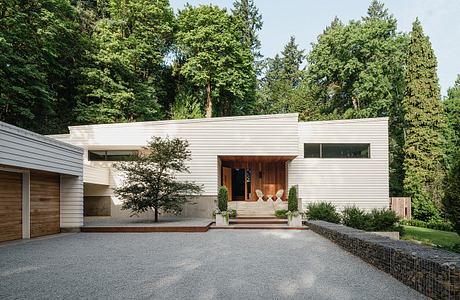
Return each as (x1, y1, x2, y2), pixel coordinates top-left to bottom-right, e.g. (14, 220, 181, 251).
(48, 113, 389, 219)
(0, 122, 83, 243)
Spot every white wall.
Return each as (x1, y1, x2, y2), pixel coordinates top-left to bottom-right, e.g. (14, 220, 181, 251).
(289, 118, 389, 211)
(61, 175, 83, 228)
(62, 114, 300, 196)
(0, 122, 83, 176)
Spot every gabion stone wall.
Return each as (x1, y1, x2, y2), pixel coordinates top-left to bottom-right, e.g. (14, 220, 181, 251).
(307, 220, 460, 300)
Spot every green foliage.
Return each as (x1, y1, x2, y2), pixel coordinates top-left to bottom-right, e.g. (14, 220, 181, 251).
(0, 0, 85, 133)
(114, 137, 202, 222)
(368, 208, 399, 231)
(171, 87, 204, 120)
(287, 186, 298, 212)
(400, 219, 454, 232)
(402, 225, 460, 253)
(342, 206, 372, 230)
(175, 4, 255, 118)
(75, 0, 174, 124)
(305, 202, 341, 224)
(443, 75, 460, 169)
(443, 151, 460, 235)
(228, 208, 237, 218)
(217, 186, 229, 212)
(402, 18, 445, 221)
(275, 209, 288, 219)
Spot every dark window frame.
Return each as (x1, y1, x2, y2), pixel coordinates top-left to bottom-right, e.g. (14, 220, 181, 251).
(88, 150, 139, 161)
(303, 143, 371, 159)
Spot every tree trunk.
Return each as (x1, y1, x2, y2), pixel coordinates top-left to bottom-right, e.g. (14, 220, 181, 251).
(205, 80, 212, 118)
(154, 207, 158, 223)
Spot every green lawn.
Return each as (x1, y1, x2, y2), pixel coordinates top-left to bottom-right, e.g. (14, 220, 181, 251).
(402, 225, 460, 252)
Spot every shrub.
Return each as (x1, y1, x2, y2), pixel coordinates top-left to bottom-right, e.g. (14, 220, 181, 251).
(305, 202, 341, 224)
(342, 206, 372, 230)
(275, 209, 288, 219)
(217, 186, 228, 211)
(400, 219, 454, 232)
(288, 186, 298, 212)
(228, 208, 237, 218)
(443, 151, 460, 235)
(368, 208, 399, 231)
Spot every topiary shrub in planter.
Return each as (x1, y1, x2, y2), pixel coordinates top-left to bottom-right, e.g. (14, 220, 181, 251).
(215, 186, 229, 226)
(305, 202, 341, 224)
(218, 186, 228, 212)
(287, 186, 302, 226)
(288, 186, 298, 212)
(342, 206, 372, 230)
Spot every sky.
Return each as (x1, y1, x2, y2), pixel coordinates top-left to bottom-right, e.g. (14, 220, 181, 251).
(170, 0, 460, 96)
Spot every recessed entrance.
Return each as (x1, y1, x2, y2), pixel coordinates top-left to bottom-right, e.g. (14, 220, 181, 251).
(219, 155, 296, 201)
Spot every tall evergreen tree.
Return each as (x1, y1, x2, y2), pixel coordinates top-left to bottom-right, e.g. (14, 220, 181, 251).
(402, 18, 445, 221)
(175, 5, 254, 118)
(443, 75, 460, 169)
(231, 0, 263, 71)
(75, 0, 174, 124)
(255, 36, 307, 114)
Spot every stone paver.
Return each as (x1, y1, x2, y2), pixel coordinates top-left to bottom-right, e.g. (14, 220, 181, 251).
(0, 230, 427, 300)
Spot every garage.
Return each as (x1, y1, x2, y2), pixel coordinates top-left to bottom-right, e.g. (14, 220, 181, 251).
(0, 170, 22, 243)
(0, 121, 83, 243)
(30, 171, 60, 238)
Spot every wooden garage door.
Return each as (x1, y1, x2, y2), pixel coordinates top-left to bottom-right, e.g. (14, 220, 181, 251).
(30, 171, 60, 238)
(0, 171, 22, 242)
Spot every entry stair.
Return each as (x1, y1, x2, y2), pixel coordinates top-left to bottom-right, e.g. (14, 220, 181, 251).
(211, 201, 307, 230)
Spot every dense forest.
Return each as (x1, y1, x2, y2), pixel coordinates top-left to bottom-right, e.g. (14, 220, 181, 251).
(0, 0, 459, 222)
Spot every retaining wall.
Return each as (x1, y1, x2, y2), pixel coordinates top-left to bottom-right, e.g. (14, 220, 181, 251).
(307, 220, 460, 300)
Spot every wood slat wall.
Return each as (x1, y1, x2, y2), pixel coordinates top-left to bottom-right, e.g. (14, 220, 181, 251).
(0, 171, 22, 242)
(30, 171, 60, 238)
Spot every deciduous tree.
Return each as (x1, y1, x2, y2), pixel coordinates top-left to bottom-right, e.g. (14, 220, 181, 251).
(114, 137, 202, 222)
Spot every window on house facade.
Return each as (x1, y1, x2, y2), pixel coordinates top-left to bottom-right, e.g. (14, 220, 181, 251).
(303, 143, 370, 158)
(88, 150, 139, 161)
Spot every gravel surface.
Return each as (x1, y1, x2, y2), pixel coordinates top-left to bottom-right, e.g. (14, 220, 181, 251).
(0, 230, 427, 300)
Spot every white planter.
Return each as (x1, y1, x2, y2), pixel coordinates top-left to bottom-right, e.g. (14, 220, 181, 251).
(288, 214, 302, 227)
(215, 214, 229, 226)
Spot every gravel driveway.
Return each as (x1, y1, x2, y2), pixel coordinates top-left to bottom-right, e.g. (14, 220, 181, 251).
(0, 230, 426, 300)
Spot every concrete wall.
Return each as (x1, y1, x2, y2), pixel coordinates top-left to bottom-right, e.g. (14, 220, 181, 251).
(289, 117, 389, 211)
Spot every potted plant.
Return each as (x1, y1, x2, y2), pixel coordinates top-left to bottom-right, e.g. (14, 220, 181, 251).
(215, 186, 229, 226)
(287, 186, 302, 227)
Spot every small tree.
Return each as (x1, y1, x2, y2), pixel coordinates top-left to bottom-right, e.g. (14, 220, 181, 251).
(443, 152, 460, 235)
(288, 186, 298, 212)
(114, 137, 202, 222)
(217, 186, 228, 212)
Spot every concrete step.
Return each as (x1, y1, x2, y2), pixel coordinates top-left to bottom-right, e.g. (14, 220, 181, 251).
(230, 218, 287, 224)
(210, 224, 308, 230)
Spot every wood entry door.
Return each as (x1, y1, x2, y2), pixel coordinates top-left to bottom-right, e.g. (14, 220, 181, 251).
(0, 171, 22, 243)
(222, 167, 232, 201)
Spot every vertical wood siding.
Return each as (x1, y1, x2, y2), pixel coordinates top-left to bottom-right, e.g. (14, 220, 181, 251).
(30, 171, 60, 237)
(289, 118, 389, 211)
(0, 171, 22, 242)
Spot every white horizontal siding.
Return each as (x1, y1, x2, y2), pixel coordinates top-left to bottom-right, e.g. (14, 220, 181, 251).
(83, 164, 110, 185)
(67, 114, 299, 195)
(289, 118, 389, 211)
(60, 175, 83, 228)
(1, 122, 83, 176)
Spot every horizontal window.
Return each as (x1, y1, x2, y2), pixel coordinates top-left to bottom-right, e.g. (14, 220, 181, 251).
(88, 150, 138, 161)
(304, 143, 320, 158)
(304, 143, 370, 159)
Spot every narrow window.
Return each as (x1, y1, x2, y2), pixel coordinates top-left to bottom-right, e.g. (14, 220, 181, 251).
(304, 143, 321, 158)
(321, 143, 370, 158)
(88, 150, 138, 161)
